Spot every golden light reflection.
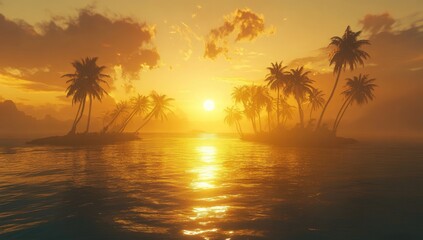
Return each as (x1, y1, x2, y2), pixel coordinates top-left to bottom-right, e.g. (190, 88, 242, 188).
(190, 206, 229, 220)
(184, 144, 232, 238)
(190, 146, 218, 190)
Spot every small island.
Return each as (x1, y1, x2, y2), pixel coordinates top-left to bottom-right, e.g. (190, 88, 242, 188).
(28, 58, 174, 146)
(223, 26, 375, 147)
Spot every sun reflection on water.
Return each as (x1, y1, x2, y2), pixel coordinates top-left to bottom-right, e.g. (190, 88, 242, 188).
(184, 143, 232, 238)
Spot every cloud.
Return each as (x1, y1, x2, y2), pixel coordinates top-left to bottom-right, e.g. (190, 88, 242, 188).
(204, 8, 270, 59)
(359, 13, 396, 35)
(170, 22, 201, 61)
(0, 8, 160, 91)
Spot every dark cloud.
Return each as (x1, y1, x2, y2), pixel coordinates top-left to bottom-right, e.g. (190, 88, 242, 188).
(287, 16, 423, 138)
(359, 13, 396, 35)
(0, 8, 160, 91)
(204, 8, 268, 59)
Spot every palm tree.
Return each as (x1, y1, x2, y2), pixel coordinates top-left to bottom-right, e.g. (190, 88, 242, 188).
(63, 57, 109, 134)
(285, 66, 314, 128)
(102, 101, 129, 133)
(265, 61, 289, 126)
(279, 96, 295, 127)
(224, 106, 243, 137)
(135, 91, 174, 133)
(316, 26, 370, 129)
(232, 85, 250, 108)
(264, 90, 274, 132)
(251, 85, 269, 132)
(232, 85, 257, 132)
(333, 74, 376, 133)
(307, 88, 325, 121)
(119, 94, 150, 132)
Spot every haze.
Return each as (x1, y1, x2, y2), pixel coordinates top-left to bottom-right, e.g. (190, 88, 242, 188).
(0, 0, 422, 140)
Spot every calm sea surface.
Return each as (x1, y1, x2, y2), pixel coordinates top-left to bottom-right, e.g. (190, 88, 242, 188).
(0, 133, 422, 239)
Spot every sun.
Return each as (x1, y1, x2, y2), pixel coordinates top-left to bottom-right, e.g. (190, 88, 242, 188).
(203, 99, 215, 112)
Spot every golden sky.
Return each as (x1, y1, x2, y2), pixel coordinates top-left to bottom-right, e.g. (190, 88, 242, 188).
(0, 0, 422, 134)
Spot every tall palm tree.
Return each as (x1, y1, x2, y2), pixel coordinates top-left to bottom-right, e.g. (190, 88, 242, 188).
(224, 106, 243, 137)
(286, 66, 314, 128)
(119, 94, 150, 132)
(333, 74, 376, 133)
(232, 85, 250, 108)
(232, 85, 257, 133)
(135, 91, 174, 133)
(102, 101, 129, 133)
(279, 96, 295, 127)
(265, 61, 289, 126)
(264, 90, 274, 132)
(316, 26, 370, 129)
(63, 57, 109, 134)
(251, 85, 269, 132)
(307, 88, 325, 121)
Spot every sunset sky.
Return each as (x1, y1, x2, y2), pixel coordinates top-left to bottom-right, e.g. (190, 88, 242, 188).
(0, 0, 422, 135)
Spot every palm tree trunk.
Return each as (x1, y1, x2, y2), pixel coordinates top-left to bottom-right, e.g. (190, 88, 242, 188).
(72, 96, 87, 134)
(309, 108, 313, 122)
(135, 108, 156, 133)
(276, 87, 280, 125)
(119, 109, 137, 132)
(296, 97, 304, 128)
(316, 70, 341, 129)
(267, 112, 271, 132)
(68, 101, 83, 135)
(250, 117, 257, 133)
(102, 110, 122, 133)
(85, 95, 92, 133)
(258, 112, 262, 132)
(333, 96, 351, 131)
(334, 98, 352, 133)
(235, 121, 241, 136)
(236, 120, 243, 137)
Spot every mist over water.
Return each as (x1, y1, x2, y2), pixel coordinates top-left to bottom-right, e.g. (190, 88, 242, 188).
(1, 133, 422, 239)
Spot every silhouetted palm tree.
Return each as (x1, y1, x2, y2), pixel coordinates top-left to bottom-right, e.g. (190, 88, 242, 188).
(316, 26, 370, 129)
(279, 96, 295, 127)
(232, 85, 257, 132)
(286, 66, 314, 128)
(252, 85, 269, 132)
(119, 94, 150, 132)
(307, 88, 325, 121)
(135, 91, 174, 133)
(224, 106, 243, 137)
(232, 85, 250, 108)
(265, 61, 289, 126)
(264, 90, 274, 132)
(102, 101, 129, 133)
(333, 74, 376, 133)
(63, 57, 109, 134)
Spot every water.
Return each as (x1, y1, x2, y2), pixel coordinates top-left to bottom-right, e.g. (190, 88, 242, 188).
(0, 133, 422, 239)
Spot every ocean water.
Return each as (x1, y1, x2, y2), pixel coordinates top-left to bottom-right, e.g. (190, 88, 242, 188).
(0, 133, 422, 239)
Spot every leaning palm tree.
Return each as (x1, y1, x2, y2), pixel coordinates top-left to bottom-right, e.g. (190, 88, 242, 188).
(63, 57, 109, 134)
(316, 26, 370, 129)
(265, 61, 289, 126)
(285, 66, 314, 128)
(119, 94, 150, 132)
(333, 74, 376, 133)
(224, 106, 243, 137)
(102, 101, 130, 133)
(307, 88, 325, 121)
(135, 91, 174, 133)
